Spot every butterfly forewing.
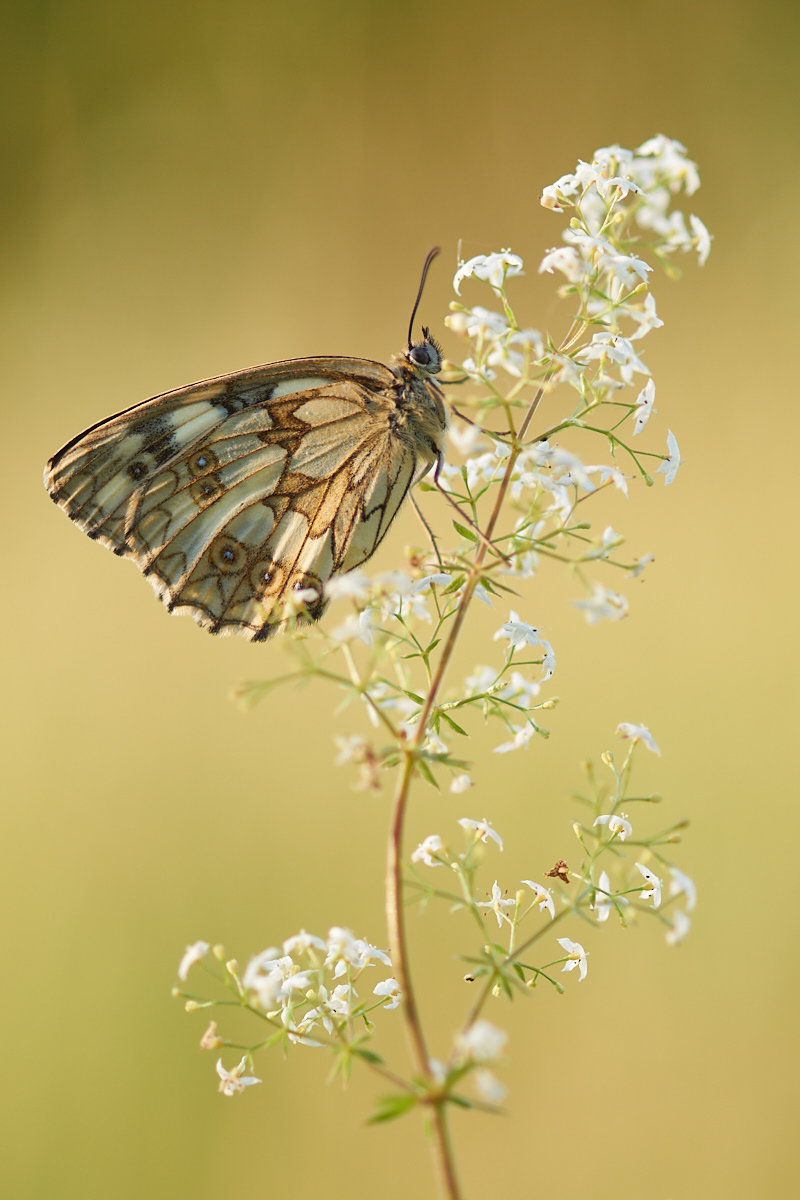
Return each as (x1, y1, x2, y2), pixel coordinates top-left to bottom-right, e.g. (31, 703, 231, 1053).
(45, 347, 447, 641)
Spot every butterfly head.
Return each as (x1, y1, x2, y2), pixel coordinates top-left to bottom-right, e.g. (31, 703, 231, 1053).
(404, 327, 443, 377)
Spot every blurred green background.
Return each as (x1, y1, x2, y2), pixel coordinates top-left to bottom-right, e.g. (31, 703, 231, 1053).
(2, 1, 797, 1196)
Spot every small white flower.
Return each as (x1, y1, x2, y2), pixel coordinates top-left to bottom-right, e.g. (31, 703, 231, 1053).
(593, 812, 633, 841)
(574, 584, 629, 624)
(459, 817, 504, 851)
(636, 862, 663, 908)
(429, 1058, 447, 1085)
(446, 305, 509, 339)
(178, 941, 210, 981)
(583, 525, 624, 561)
(453, 250, 524, 295)
(460, 356, 496, 382)
(241, 947, 283, 989)
(505, 672, 541, 707)
(539, 246, 586, 282)
(216, 1057, 261, 1096)
(334, 735, 367, 765)
(655, 430, 683, 485)
(327, 982, 357, 1015)
(616, 722, 661, 755)
(593, 871, 613, 923)
(632, 379, 657, 435)
(666, 909, 691, 946)
(411, 573, 453, 594)
(329, 933, 391, 972)
(282, 930, 326, 955)
(450, 774, 473, 794)
(477, 880, 516, 927)
(411, 834, 444, 867)
(465, 665, 497, 696)
(330, 608, 374, 646)
(669, 868, 697, 913)
(493, 610, 543, 650)
(577, 331, 650, 385)
(389, 591, 432, 622)
(474, 1069, 507, 1104)
(324, 572, 372, 601)
(448, 421, 485, 457)
(595, 174, 644, 201)
(605, 253, 653, 289)
(424, 732, 449, 756)
(457, 1020, 508, 1062)
(634, 134, 700, 195)
(373, 978, 401, 1009)
(593, 871, 629, 924)
(557, 937, 589, 981)
(376, 570, 414, 595)
(493, 723, 536, 754)
(520, 879, 555, 919)
(540, 641, 557, 680)
(285, 587, 318, 614)
(627, 553, 655, 578)
(474, 584, 496, 608)
(589, 464, 629, 496)
(689, 214, 711, 265)
(626, 293, 664, 341)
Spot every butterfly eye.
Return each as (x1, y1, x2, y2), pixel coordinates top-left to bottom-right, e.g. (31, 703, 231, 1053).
(408, 340, 442, 372)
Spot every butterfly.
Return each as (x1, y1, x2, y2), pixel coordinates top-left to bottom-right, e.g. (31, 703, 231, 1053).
(44, 251, 449, 642)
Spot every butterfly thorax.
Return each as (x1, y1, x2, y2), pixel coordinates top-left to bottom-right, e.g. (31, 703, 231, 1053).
(389, 328, 449, 472)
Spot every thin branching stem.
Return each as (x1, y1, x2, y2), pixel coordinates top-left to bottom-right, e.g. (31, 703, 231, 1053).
(385, 326, 583, 1200)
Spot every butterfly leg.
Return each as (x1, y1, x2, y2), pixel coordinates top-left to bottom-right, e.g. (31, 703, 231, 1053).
(409, 492, 445, 570)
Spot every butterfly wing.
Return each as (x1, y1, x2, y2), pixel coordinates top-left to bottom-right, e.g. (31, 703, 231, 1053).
(45, 357, 420, 640)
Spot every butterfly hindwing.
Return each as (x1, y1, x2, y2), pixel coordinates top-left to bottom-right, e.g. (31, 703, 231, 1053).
(45, 353, 439, 640)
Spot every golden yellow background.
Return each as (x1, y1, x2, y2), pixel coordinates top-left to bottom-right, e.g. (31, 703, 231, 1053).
(3, 1, 797, 1196)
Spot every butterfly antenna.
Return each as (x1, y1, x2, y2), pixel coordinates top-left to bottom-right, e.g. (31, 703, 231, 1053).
(407, 246, 441, 346)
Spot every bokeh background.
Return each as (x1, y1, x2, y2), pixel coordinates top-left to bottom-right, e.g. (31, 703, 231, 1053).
(3, 1, 798, 1197)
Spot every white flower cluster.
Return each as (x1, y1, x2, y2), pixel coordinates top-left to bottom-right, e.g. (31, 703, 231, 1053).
(241, 927, 398, 1043)
(323, 570, 455, 647)
(177, 927, 400, 1087)
(588, 723, 696, 944)
(540, 136, 708, 263)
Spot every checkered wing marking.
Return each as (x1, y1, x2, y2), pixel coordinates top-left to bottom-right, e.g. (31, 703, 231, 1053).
(45, 358, 418, 640)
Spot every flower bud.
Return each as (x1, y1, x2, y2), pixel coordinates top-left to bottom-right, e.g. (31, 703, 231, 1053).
(601, 751, 614, 767)
(212, 944, 226, 961)
(200, 1021, 223, 1050)
(185, 1000, 198, 1012)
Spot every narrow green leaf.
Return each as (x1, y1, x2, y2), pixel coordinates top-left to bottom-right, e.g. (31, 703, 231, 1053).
(452, 520, 478, 542)
(416, 758, 440, 790)
(366, 1093, 419, 1124)
(353, 1048, 385, 1065)
(441, 712, 469, 737)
